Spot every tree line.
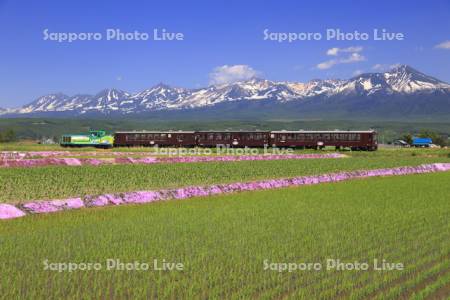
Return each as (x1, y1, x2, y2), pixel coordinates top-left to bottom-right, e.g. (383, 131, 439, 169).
(0, 129, 16, 142)
(402, 130, 448, 147)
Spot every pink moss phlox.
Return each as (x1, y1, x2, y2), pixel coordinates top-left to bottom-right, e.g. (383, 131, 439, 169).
(2, 163, 450, 220)
(433, 163, 450, 171)
(21, 198, 84, 214)
(81, 158, 107, 166)
(122, 191, 164, 203)
(0, 153, 345, 168)
(84, 194, 124, 207)
(130, 157, 158, 164)
(23, 201, 62, 213)
(114, 157, 134, 164)
(0, 204, 26, 219)
(62, 158, 82, 166)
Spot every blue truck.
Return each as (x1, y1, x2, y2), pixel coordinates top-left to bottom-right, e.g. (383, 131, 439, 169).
(412, 137, 432, 147)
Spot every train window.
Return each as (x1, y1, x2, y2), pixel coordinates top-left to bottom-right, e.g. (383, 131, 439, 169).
(350, 133, 358, 141)
(224, 133, 231, 140)
(347, 133, 359, 141)
(160, 134, 167, 140)
(216, 133, 223, 140)
(207, 133, 215, 140)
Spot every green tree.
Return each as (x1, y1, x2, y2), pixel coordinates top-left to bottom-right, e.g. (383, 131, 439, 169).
(402, 133, 413, 145)
(417, 130, 447, 147)
(0, 129, 16, 142)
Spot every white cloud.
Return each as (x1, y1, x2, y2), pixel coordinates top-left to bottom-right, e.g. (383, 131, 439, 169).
(326, 48, 340, 56)
(317, 53, 366, 70)
(435, 41, 450, 49)
(372, 64, 386, 71)
(352, 70, 363, 76)
(389, 63, 401, 69)
(341, 52, 365, 63)
(209, 65, 260, 85)
(372, 63, 401, 72)
(317, 59, 338, 70)
(317, 46, 365, 70)
(326, 46, 363, 56)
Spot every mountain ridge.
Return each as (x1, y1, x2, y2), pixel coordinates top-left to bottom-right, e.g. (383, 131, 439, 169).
(1, 65, 450, 119)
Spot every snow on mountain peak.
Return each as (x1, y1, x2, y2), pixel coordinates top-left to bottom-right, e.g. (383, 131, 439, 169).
(4, 65, 449, 115)
(381, 65, 449, 93)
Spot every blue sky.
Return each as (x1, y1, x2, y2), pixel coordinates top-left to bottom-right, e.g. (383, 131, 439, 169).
(0, 0, 449, 107)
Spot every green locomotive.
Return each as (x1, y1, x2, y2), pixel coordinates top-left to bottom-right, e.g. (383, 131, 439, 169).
(60, 130, 114, 148)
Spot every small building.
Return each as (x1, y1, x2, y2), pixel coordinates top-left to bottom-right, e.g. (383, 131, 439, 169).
(412, 137, 432, 147)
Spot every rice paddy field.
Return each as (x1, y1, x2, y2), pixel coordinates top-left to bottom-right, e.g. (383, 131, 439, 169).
(1, 146, 449, 299)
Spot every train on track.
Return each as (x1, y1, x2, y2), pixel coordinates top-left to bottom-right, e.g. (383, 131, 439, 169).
(60, 129, 378, 151)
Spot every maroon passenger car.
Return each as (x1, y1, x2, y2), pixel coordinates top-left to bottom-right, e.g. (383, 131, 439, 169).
(270, 130, 377, 151)
(113, 130, 378, 151)
(195, 131, 270, 147)
(114, 131, 196, 147)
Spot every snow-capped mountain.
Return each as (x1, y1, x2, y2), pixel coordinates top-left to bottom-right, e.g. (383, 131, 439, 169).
(129, 84, 192, 110)
(3, 65, 450, 117)
(19, 93, 92, 113)
(335, 65, 450, 96)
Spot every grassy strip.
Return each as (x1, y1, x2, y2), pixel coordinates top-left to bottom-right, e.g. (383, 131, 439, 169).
(0, 172, 449, 298)
(1, 156, 449, 203)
